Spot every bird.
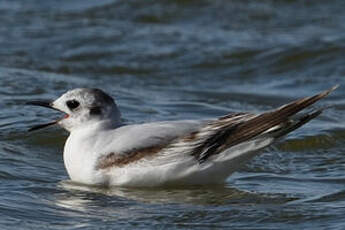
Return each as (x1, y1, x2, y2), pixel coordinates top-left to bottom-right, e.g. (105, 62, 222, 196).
(26, 86, 338, 187)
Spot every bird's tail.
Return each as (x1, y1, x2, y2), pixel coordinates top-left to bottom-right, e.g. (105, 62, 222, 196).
(192, 85, 338, 163)
(264, 108, 324, 139)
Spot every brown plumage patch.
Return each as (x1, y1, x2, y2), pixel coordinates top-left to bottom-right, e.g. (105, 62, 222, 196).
(192, 86, 337, 163)
(96, 86, 337, 168)
(182, 131, 199, 142)
(218, 112, 249, 120)
(96, 146, 164, 169)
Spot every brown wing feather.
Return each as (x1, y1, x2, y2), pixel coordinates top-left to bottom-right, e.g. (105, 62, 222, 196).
(95, 86, 337, 168)
(96, 146, 165, 169)
(192, 85, 337, 163)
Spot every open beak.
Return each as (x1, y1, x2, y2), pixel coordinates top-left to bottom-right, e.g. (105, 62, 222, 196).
(26, 100, 68, 132)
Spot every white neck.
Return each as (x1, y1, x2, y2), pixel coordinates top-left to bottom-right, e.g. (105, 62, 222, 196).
(72, 118, 121, 133)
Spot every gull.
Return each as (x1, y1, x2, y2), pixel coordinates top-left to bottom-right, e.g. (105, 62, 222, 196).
(27, 86, 337, 187)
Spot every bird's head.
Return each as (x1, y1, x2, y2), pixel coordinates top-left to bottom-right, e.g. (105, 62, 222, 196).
(27, 88, 121, 132)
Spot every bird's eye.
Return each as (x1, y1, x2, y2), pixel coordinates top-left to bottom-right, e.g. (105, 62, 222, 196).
(66, 100, 80, 110)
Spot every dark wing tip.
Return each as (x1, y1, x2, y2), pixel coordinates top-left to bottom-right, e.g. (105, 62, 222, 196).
(190, 86, 338, 163)
(330, 84, 339, 91)
(320, 85, 338, 98)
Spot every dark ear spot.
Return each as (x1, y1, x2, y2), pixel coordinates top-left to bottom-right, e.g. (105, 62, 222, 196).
(90, 107, 102, 116)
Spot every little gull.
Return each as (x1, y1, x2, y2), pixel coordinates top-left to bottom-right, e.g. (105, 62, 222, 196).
(27, 86, 337, 187)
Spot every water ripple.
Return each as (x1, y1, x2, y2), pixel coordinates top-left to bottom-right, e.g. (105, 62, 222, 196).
(0, 0, 345, 229)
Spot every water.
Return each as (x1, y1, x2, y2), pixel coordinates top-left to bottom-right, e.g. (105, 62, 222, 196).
(0, 0, 345, 229)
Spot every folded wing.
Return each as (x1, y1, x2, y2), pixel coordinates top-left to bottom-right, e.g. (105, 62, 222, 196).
(95, 86, 337, 169)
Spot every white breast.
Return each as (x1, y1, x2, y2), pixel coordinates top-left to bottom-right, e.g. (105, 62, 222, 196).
(63, 131, 108, 185)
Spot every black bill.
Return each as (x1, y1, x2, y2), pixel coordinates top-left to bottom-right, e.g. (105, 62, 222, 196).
(26, 100, 65, 132)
